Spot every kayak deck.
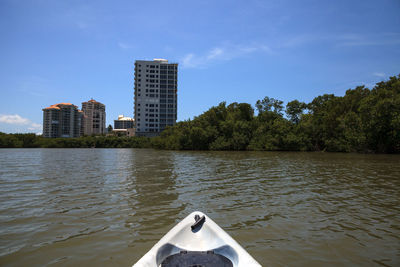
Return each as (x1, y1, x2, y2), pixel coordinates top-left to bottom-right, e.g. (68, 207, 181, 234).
(133, 211, 261, 267)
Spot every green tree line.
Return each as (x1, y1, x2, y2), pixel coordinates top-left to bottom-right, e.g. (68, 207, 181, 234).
(1, 75, 399, 153)
(0, 133, 152, 149)
(154, 74, 400, 153)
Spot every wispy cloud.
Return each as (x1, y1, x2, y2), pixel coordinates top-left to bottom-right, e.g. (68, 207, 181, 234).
(280, 32, 400, 48)
(28, 123, 42, 131)
(338, 39, 400, 47)
(335, 33, 400, 47)
(63, 4, 97, 31)
(17, 75, 49, 97)
(181, 31, 400, 69)
(373, 72, 386, 78)
(181, 43, 273, 68)
(0, 114, 41, 132)
(118, 42, 132, 50)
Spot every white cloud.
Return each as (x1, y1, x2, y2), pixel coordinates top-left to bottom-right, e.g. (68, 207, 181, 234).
(373, 72, 386, 78)
(28, 123, 42, 131)
(181, 43, 273, 68)
(0, 114, 41, 133)
(118, 42, 132, 50)
(206, 48, 224, 60)
(0, 114, 30, 125)
(280, 32, 400, 48)
(182, 53, 196, 68)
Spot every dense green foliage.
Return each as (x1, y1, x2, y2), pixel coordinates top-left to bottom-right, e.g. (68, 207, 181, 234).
(154, 75, 400, 153)
(0, 133, 152, 149)
(1, 75, 399, 153)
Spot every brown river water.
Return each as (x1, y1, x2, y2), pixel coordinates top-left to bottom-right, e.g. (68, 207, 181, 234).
(0, 148, 399, 266)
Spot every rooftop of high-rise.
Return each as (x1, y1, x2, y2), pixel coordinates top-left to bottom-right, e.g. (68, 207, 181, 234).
(116, 115, 134, 121)
(43, 103, 78, 110)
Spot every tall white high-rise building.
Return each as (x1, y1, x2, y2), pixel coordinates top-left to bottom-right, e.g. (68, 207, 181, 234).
(134, 59, 178, 136)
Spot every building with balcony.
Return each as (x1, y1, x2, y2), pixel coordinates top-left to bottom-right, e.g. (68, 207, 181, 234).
(81, 99, 106, 135)
(134, 59, 178, 137)
(42, 103, 82, 138)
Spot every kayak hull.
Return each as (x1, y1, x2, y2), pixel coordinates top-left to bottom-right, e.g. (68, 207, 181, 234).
(133, 211, 261, 267)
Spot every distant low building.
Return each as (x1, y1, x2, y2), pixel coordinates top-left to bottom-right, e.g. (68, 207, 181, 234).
(42, 103, 82, 138)
(82, 99, 106, 135)
(110, 128, 136, 137)
(114, 115, 134, 129)
(112, 115, 135, 137)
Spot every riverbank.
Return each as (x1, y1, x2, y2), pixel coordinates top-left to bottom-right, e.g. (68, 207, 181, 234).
(1, 75, 399, 153)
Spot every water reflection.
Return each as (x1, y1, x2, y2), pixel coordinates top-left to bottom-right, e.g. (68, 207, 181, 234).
(126, 149, 183, 247)
(0, 149, 399, 266)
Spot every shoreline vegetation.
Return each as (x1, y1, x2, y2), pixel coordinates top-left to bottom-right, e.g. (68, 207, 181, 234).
(1, 75, 399, 153)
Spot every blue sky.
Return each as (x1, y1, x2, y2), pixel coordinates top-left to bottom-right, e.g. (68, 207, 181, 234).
(0, 0, 399, 134)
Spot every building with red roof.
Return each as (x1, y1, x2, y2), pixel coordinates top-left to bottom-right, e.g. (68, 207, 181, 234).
(81, 99, 106, 135)
(42, 103, 82, 138)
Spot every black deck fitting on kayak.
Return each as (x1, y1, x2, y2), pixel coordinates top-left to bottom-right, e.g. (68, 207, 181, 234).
(191, 214, 206, 231)
(161, 251, 233, 267)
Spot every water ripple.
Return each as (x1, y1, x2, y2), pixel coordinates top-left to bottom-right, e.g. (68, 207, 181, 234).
(0, 149, 399, 266)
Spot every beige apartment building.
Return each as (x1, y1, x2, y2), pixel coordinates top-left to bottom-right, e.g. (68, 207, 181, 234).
(81, 99, 106, 135)
(42, 103, 83, 138)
